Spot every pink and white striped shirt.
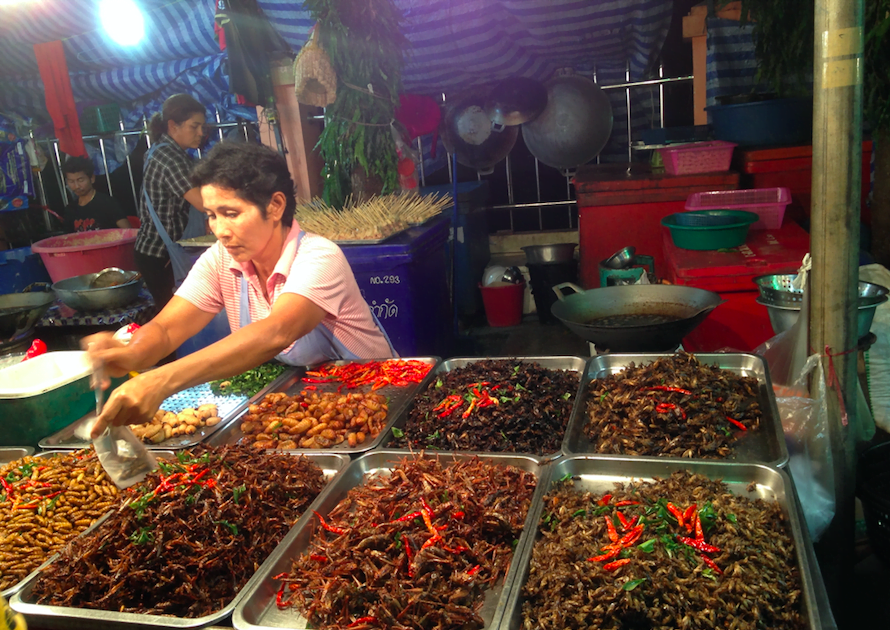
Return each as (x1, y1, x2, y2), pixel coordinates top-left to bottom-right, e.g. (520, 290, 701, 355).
(176, 221, 393, 359)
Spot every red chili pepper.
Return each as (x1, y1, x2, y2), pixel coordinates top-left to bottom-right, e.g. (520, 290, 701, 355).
(43, 490, 64, 502)
(303, 385, 318, 391)
(403, 533, 414, 577)
(614, 500, 639, 507)
(683, 504, 697, 532)
(421, 535, 442, 550)
(694, 512, 705, 541)
(616, 511, 630, 530)
(14, 502, 39, 510)
(300, 401, 310, 408)
(626, 515, 639, 530)
(275, 582, 286, 608)
(666, 502, 685, 528)
(588, 548, 621, 562)
(348, 616, 378, 627)
(452, 511, 465, 519)
(272, 572, 289, 580)
(654, 402, 688, 420)
(461, 397, 478, 419)
(605, 516, 619, 543)
(314, 511, 348, 535)
(618, 524, 644, 547)
(466, 565, 481, 576)
(310, 554, 328, 563)
(677, 536, 721, 554)
(646, 385, 693, 395)
(701, 556, 723, 574)
(301, 377, 332, 383)
(726, 417, 747, 431)
(1, 477, 15, 497)
(443, 544, 469, 554)
(603, 558, 632, 571)
(491, 384, 501, 391)
(597, 494, 612, 506)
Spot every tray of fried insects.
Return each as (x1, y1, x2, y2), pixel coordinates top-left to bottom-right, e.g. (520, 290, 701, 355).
(232, 449, 550, 630)
(495, 455, 828, 630)
(0, 450, 175, 600)
(10, 449, 349, 630)
(377, 356, 589, 459)
(206, 357, 441, 455)
(562, 352, 788, 467)
(39, 368, 298, 451)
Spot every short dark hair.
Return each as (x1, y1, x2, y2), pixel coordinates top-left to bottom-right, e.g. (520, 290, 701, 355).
(148, 93, 205, 143)
(190, 142, 296, 227)
(62, 156, 94, 178)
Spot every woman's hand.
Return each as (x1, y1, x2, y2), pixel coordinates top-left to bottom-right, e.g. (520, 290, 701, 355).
(82, 332, 138, 383)
(89, 370, 170, 439)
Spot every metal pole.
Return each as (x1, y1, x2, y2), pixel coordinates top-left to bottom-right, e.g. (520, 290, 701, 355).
(98, 137, 113, 198)
(535, 158, 542, 228)
(416, 137, 426, 187)
(625, 61, 633, 163)
(215, 107, 225, 142)
(809, 0, 864, 623)
(51, 141, 69, 206)
(119, 113, 138, 209)
(658, 64, 666, 128)
(29, 130, 50, 229)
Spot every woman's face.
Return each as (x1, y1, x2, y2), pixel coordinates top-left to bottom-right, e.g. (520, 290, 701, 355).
(202, 185, 282, 264)
(169, 112, 206, 150)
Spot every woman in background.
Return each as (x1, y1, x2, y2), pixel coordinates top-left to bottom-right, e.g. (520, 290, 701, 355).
(135, 93, 208, 309)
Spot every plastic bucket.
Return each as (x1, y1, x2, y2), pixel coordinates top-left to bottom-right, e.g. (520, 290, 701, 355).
(31, 228, 138, 283)
(479, 282, 525, 327)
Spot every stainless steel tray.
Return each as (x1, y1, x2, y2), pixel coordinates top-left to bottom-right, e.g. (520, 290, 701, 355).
(376, 356, 589, 458)
(0, 446, 34, 464)
(176, 235, 218, 249)
(233, 449, 549, 630)
(1, 450, 174, 600)
(495, 456, 824, 630)
(562, 353, 788, 467)
(206, 357, 441, 455)
(10, 452, 350, 630)
(39, 368, 298, 451)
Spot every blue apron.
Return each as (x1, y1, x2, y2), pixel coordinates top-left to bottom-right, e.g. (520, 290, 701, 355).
(238, 231, 396, 366)
(141, 142, 207, 286)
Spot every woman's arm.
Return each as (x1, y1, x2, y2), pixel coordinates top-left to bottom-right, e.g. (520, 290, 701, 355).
(90, 293, 326, 435)
(183, 187, 206, 213)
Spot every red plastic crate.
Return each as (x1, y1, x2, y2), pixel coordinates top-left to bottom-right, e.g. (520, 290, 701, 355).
(685, 187, 791, 230)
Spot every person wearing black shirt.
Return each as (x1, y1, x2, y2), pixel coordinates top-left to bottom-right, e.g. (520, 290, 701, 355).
(61, 156, 130, 233)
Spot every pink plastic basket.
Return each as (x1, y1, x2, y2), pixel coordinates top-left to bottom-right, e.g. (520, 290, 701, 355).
(31, 228, 138, 283)
(685, 187, 791, 230)
(657, 140, 736, 175)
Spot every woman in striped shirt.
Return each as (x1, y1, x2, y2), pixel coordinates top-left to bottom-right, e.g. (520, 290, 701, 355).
(85, 142, 394, 434)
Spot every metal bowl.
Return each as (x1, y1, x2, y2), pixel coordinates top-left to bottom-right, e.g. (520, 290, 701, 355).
(756, 294, 888, 339)
(601, 246, 636, 270)
(755, 274, 890, 309)
(52, 271, 143, 311)
(0, 291, 54, 347)
(522, 243, 577, 265)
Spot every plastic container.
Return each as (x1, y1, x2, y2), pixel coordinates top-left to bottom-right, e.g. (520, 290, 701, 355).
(706, 98, 813, 147)
(80, 103, 122, 135)
(31, 228, 138, 283)
(657, 140, 736, 175)
(661, 210, 758, 250)
(0, 351, 93, 447)
(0, 246, 52, 294)
(479, 281, 525, 327)
(527, 261, 578, 324)
(686, 187, 791, 230)
(342, 216, 451, 357)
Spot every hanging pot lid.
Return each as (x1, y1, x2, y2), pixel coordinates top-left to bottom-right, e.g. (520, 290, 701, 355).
(484, 77, 548, 128)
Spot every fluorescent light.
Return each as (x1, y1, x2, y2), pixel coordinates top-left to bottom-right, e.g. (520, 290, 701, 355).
(100, 0, 145, 46)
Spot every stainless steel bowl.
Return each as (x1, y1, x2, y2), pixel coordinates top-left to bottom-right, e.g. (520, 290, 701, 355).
(0, 291, 54, 347)
(521, 243, 577, 265)
(52, 271, 143, 311)
(601, 246, 636, 270)
(757, 294, 887, 338)
(755, 274, 889, 309)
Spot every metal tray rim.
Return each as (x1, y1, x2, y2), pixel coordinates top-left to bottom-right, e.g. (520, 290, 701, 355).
(233, 449, 551, 630)
(378, 356, 590, 460)
(562, 352, 789, 468)
(38, 368, 299, 451)
(493, 455, 822, 630)
(10, 451, 351, 630)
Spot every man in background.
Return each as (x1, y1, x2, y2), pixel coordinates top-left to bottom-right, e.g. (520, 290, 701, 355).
(61, 156, 130, 233)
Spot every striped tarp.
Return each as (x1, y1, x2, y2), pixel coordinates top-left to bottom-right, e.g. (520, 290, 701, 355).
(705, 17, 768, 106)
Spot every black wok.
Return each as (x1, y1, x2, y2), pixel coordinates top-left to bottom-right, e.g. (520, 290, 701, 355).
(0, 291, 54, 348)
(550, 283, 723, 352)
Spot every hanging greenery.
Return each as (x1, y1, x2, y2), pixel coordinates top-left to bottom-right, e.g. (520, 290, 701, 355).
(303, 0, 408, 208)
(865, 0, 890, 136)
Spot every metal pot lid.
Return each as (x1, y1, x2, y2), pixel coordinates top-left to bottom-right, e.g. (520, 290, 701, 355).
(484, 77, 548, 127)
(454, 105, 493, 146)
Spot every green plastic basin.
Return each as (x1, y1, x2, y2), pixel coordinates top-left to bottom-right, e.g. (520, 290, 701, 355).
(662, 210, 758, 251)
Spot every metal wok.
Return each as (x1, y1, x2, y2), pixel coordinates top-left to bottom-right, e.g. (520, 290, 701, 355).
(440, 91, 519, 175)
(0, 291, 54, 348)
(550, 283, 723, 352)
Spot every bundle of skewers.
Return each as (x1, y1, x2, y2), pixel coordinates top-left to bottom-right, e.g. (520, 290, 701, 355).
(294, 193, 452, 242)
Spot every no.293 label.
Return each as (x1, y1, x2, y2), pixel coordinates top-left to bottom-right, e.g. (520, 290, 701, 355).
(369, 275, 401, 285)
